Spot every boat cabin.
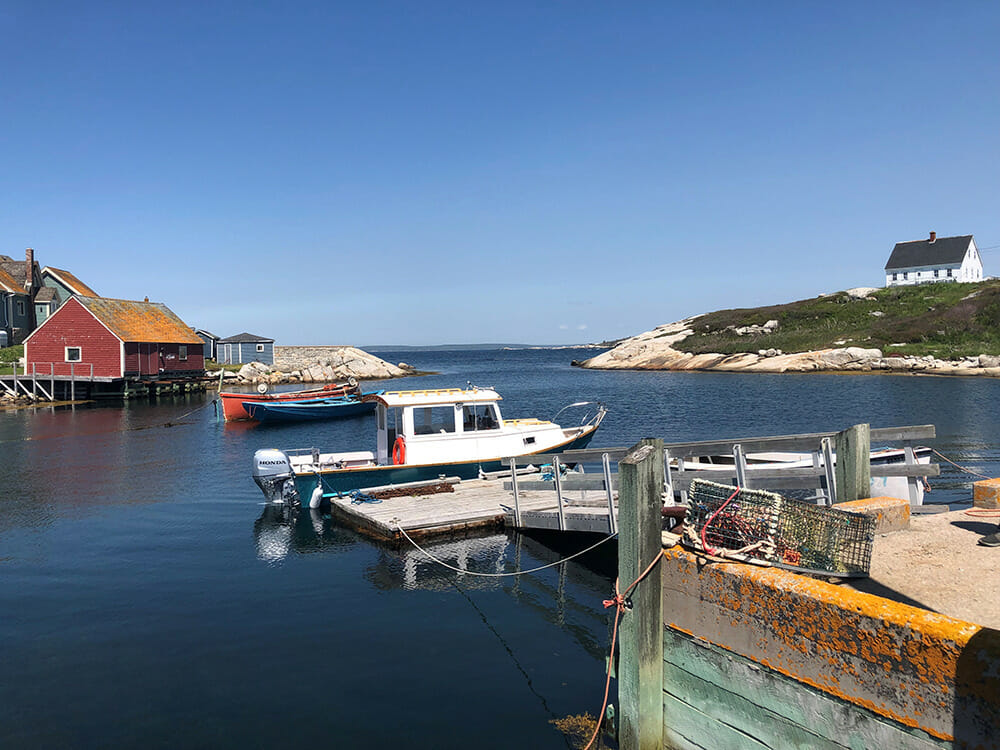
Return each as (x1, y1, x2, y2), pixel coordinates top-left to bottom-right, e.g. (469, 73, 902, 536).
(366, 388, 512, 465)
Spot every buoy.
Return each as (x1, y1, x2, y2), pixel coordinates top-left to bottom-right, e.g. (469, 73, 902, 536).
(309, 486, 324, 509)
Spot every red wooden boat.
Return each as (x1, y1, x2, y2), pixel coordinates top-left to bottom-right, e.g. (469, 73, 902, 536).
(220, 378, 361, 421)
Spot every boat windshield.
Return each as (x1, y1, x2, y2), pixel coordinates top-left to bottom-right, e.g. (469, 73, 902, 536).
(462, 403, 499, 431)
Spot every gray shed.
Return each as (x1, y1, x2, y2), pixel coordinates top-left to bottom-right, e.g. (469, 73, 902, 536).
(194, 329, 220, 360)
(217, 332, 275, 365)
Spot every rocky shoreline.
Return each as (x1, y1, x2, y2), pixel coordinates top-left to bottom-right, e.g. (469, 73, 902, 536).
(577, 319, 1000, 377)
(213, 345, 414, 386)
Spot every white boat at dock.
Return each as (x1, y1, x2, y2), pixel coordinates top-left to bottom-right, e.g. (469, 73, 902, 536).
(678, 446, 934, 504)
(252, 386, 606, 506)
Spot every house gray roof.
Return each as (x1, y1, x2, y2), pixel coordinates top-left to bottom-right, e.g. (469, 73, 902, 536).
(34, 287, 57, 303)
(218, 332, 274, 343)
(194, 328, 219, 340)
(885, 235, 973, 270)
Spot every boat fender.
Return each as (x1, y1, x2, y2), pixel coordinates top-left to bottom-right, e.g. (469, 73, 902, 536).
(392, 436, 406, 465)
(309, 486, 324, 509)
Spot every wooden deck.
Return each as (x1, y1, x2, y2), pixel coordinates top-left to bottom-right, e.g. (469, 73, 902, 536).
(327, 477, 618, 542)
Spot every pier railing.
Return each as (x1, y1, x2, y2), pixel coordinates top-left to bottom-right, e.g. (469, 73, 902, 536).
(502, 424, 939, 534)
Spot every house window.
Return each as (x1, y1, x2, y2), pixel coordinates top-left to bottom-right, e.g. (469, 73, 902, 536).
(902, 272, 908, 280)
(256, 343, 265, 353)
(179, 345, 187, 361)
(947, 269, 953, 277)
(65, 347, 82, 362)
(934, 269, 939, 278)
(892, 273, 898, 281)
(16, 300, 25, 316)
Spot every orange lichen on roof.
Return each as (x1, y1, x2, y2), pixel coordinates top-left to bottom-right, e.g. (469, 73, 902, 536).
(76, 296, 203, 344)
(46, 267, 99, 297)
(0, 267, 20, 292)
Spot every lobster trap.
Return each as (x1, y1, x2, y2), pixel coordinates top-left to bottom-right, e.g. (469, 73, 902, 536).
(681, 479, 875, 577)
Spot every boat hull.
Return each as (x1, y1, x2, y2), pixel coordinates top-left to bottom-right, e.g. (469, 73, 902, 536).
(221, 382, 359, 421)
(244, 398, 375, 423)
(292, 425, 598, 499)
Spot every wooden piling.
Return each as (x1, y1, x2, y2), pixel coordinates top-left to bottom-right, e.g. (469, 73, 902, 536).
(834, 423, 870, 504)
(617, 438, 664, 750)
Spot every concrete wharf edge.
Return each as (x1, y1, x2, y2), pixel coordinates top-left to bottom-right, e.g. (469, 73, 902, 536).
(659, 542, 1000, 747)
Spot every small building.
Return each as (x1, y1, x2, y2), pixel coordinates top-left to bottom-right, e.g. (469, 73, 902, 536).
(217, 333, 274, 366)
(884, 232, 983, 287)
(0, 248, 42, 345)
(23, 296, 205, 379)
(194, 329, 220, 361)
(0, 249, 99, 344)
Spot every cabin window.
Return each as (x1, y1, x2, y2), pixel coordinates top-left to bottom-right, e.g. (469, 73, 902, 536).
(179, 345, 188, 361)
(16, 300, 24, 316)
(65, 347, 82, 362)
(256, 344, 265, 353)
(934, 269, 939, 278)
(891, 273, 897, 281)
(412, 406, 456, 435)
(902, 272, 908, 280)
(462, 403, 499, 431)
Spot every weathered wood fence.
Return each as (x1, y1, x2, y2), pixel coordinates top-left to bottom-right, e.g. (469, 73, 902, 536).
(503, 424, 939, 534)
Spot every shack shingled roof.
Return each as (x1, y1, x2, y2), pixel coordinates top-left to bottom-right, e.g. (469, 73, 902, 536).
(74, 296, 203, 344)
(44, 266, 99, 297)
(885, 235, 973, 270)
(218, 332, 275, 343)
(0, 267, 20, 293)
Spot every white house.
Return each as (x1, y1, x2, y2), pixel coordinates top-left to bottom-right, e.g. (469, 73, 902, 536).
(884, 232, 983, 287)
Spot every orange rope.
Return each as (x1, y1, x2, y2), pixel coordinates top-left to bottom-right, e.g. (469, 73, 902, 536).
(965, 508, 1000, 517)
(930, 448, 993, 480)
(582, 549, 665, 750)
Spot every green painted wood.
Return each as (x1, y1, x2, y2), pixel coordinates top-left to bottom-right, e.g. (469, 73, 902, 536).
(663, 662, 848, 749)
(618, 439, 664, 750)
(661, 629, 947, 750)
(835, 423, 871, 504)
(662, 693, 771, 750)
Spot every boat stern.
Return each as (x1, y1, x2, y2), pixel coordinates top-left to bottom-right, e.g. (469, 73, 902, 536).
(252, 449, 301, 505)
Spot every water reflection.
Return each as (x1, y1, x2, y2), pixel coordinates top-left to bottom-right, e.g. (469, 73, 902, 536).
(252, 505, 619, 662)
(252, 504, 359, 562)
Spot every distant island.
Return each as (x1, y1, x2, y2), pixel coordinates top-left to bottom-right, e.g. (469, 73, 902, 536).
(577, 281, 1000, 377)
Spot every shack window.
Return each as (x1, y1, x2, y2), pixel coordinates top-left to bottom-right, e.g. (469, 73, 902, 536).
(256, 344, 265, 353)
(891, 273, 897, 281)
(462, 403, 499, 431)
(412, 406, 455, 435)
(16, 300, 24, 316)
(179, 345, 188, 361)
(65, 347, 82, 362)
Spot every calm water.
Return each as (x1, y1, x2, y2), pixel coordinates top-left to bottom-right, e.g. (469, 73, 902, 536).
(2, 348, 999, 748)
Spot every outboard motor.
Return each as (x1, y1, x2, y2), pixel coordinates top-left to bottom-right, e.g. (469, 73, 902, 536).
(252, 449, 300, 505)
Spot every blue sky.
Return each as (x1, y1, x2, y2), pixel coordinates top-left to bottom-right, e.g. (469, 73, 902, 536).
(3, 2, 999, 346)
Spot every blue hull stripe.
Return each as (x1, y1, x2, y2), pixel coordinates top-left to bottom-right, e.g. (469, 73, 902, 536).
(295, 427, 599, 497)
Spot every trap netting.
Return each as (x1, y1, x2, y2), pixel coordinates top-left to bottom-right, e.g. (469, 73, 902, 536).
(681, 478, 875, 577)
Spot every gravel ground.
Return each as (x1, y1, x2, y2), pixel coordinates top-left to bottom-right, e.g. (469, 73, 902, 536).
(843, 509, 1000, 630)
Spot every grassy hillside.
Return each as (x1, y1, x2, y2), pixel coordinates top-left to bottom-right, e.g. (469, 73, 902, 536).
(674, 280, 1000, 359)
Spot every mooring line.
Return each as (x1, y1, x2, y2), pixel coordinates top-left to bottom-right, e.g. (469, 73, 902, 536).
(395, 525, 617, 577)
(930, 448, 994, 480)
